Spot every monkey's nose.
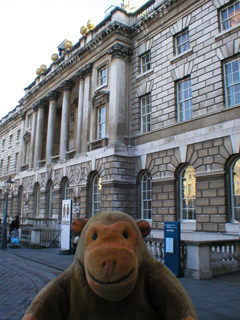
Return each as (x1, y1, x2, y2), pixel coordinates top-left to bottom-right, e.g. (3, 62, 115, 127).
(102, 260, 117, 268)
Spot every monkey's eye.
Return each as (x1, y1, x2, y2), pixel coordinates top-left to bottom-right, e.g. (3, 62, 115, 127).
(92, 233, 98, 240)
(123, 231, 128, 239)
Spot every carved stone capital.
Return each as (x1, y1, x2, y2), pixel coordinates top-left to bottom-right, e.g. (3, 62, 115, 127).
(32, 100, 47, 111)
(61, 80, 75, 92)
(76, 62, 93, 79)
(107, 43, 132, 59)
(47, 90, 61, 101)
(21, 111, 27, 120)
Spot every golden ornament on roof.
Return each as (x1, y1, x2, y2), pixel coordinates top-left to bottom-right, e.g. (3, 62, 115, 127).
(87, 20, 95, 30)
(80, 26, 88, 36)
(40, 64, 47, 74)
(36, 68, 41, 76)
(51, 53, 59, 62)
(64, 40, 73, 51)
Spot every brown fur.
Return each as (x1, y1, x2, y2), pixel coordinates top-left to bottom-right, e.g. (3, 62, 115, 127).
(22, 211, 198, 320)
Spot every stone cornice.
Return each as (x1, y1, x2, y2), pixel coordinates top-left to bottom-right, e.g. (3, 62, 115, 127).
(19, 21, 132, 105)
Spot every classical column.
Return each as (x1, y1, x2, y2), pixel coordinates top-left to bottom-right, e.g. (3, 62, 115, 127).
(76, 71, 85, 154)
(34, 101, 46, 168)
(29, 105, 38, 169)
(19, 111, 26, 169)
(108, 43, 131, 147)
(59, 80, 75, 161)
(46, 91, 61, 164)
(80, 63, 92, 152)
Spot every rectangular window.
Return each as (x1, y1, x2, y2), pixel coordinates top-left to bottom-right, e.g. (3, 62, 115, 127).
(9, 134, 12, 146)
(224, 57, 240, 107)
(220, 1, 240, 31)
(15, 153, 19, 171)
(28, 114, 32, 129)
(141, 95, 151, 133)
(2, 139, 5, 150)
(69, 138, 74, 150)
(141, 52, 151, 73)
(98, 66, 107, 87)
(0, 160, 3, 176)
(70, 110, 75, 125)
(25, 142, 30, 165)
(97, 106, 106, 139)
(17, 129, 21, 141)
(175, 30, 190, 55)
(7, 156, 11, 173)
(177, 78, 192, 122)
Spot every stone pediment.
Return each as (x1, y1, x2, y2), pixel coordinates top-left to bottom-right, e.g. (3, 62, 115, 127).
(91, 90, 109, 108)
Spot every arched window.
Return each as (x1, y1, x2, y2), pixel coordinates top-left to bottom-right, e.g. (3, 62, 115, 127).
(180, 166, 196, 220)
(47, 181, 53, 219)
(34, 183, 40, 217)
(92, 174, 101, 216)
(141, 172, 152, 220)
(63, 179, 70, 200)
(230, 157, 240, 221)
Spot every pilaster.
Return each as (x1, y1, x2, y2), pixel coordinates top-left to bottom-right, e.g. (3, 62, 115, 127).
(19, 111, 26, 169)
(59, 80, 75, 161)
(34, 100, 47, 168)
(29, 105, 38, 169)
(107, 43, 131, 148)
(46, 91, 61, 164)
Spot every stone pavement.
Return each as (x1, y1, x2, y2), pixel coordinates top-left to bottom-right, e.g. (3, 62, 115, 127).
(0, 247, 239, 320)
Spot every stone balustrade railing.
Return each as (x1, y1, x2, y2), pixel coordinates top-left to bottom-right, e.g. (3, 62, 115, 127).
(20, 217, 58, 229)
(146, 238, 240, 279)
(136, 0, 155, 20)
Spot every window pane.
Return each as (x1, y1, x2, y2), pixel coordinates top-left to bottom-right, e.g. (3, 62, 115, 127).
(221, 1, 240, 30)
(141, 173, 152, 219)
(224, 58, 240, 108)
(232, 159, 240, 221)
(141, 52, 151, 73)
(176, 30, 190, 55)
(141, 95, 151, 133)
(180, 166, 196, 220)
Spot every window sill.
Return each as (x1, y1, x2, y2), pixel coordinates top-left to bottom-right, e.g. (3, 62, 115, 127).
(225, 222, 239, 235)
(215, 24, 240, 40)
(95, 84, 108, 92)
(170, 48, 193, 64)
(136, 69, 154, 81)
(181, 220, 196, 231)
(89, 138, 109, 151)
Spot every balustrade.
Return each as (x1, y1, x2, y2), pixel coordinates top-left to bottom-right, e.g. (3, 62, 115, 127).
(136, 0, 155, 20)
(210, 242, 238, 266)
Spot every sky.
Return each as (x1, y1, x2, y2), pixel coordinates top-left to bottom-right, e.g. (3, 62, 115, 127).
(0, 0, 146, 120)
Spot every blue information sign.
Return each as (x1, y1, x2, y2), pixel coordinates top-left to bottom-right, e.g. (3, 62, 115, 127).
(164, 222, 180, 277)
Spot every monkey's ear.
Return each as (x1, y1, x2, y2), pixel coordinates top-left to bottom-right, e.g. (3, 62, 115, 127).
(71, 218, 88, 235)
(136, 220, 151, 238)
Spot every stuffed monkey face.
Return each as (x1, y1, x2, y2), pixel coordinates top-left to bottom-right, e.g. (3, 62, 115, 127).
(85, 220, 139, 301)
(72, 212, 151, 302)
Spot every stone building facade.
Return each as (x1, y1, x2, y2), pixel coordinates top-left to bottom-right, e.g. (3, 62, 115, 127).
(0, 0, 240, 246)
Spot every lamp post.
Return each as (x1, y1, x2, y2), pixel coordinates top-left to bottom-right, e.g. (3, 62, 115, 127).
(1, 176, 14, 249)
